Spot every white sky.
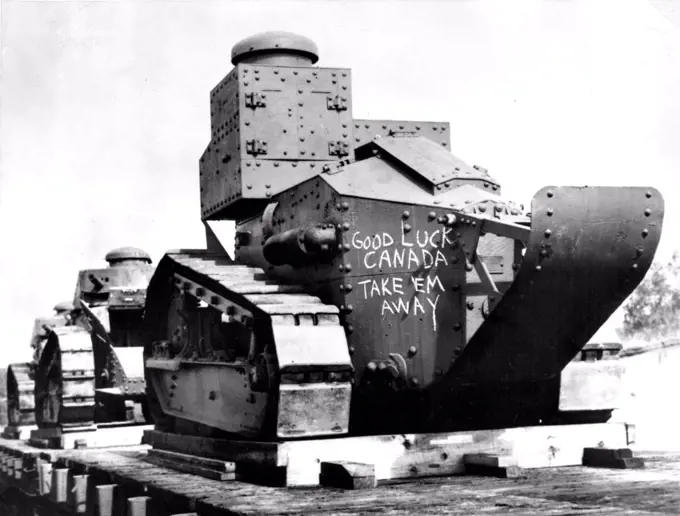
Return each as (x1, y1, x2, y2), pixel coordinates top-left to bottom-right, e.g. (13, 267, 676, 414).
(1, 0, 679, 366)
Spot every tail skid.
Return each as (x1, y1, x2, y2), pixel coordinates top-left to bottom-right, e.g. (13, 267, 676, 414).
(442, 186, 664, 388)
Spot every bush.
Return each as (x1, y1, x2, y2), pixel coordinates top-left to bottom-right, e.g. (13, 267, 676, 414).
(617, 251, 680, 342)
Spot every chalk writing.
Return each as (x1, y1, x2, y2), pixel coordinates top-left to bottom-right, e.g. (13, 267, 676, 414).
(351, 221, 452, 331)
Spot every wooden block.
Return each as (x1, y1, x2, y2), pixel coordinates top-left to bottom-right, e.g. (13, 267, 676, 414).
(319, 461, 377, 490)
(583, 447, 645, 469)
(463, 453, 518, 468)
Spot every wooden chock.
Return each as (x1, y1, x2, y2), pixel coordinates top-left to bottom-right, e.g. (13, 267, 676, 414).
(582, 447, 645, 469)
(319, 461, 377, 490)
(52, 468, 70, 503)
(463, 453, 524, 478)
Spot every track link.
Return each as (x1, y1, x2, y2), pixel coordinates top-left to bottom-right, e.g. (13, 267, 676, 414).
(169, 251, 342, 324)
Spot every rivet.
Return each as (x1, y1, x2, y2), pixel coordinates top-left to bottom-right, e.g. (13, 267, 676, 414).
(631, 263, 639, 270)
(453, 323, 461, 331)
(403, 224, 412, 233)
(342, 222, 350, 231)
(338, 264, 345, 272)
(547, 209, 554, 216)
(402, 210, 410, 219)
(535, 265, 542, 271)
(636, 247, 644, 257)
(348, 346, 355, 355)
(646, 191, 652, 198)
(344, 283, 353, 292)
(367, 362, 377, 372)
(428, 211, 437, 220)
(266, 192, 271, 197)
(410, 378, 420, 386)
(644, 208, 651, 217)
(346, 324, 354, 333)
(336, 203, 341, 210)
(343, 243, 351, 251)
(265, 183, 271, 188)
(344, 264, 352, 272)
(479, 205, 486, 212)
(408, 346, 417, 357)
(341, 201, 350, 210)
(466, 301, 474, 310)
(547, 191, 554, 198)
(465, 263, 473, 272)
(452, 284, 460, 291)
(641, 228, 649, 238)
(246, 184, 252, 189)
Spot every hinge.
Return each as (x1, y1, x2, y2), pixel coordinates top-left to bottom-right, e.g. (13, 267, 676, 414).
(388, 129, 417, 138)
(246, 139, 268, 156)
(328, 140, 350, 157)
(245, 92, 267, 109)
(326, 95, 348, 111)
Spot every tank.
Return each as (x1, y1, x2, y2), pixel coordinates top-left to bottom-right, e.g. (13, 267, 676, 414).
(143, 31, 664, 441)
(4, 302, 75, 434)
(31, 247, 156, 434)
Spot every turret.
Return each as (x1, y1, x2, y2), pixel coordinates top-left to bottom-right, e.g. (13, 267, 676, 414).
(199, 31, 354, 221)
(105, 246, 152, 268)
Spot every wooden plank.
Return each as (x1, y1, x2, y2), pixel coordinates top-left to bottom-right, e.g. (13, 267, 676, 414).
(144, 455, 235, 482)
(148, 448, 236, 472)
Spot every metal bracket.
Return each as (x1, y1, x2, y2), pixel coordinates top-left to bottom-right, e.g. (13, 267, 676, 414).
(245, 92, 267, 109)
(328, 140, 350, 157)
(246, 139, 268, 156)
(326, 95, 348, 111)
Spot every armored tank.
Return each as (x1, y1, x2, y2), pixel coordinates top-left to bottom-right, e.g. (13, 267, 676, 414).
(31, 247, 156, 438)
(143, 31, 664, 441)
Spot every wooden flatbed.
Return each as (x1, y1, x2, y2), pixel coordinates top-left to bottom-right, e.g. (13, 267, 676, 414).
(1, 436, 680, 515)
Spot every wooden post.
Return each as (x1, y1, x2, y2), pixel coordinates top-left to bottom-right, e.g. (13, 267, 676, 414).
(71, 474, 89, 514)
(38, 462, 53, 496)
(95, 484, 118, 516)
(127, 496, 151, 516)
(52, 468, 70, 503)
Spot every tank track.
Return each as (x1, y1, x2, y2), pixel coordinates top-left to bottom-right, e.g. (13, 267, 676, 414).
(34, 326, 97, 429)
(145, 250, 353, 439)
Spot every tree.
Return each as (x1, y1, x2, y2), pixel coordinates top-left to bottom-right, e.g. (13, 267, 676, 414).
(617, 251, 680, 341)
